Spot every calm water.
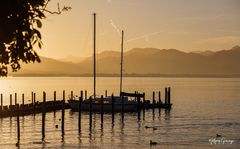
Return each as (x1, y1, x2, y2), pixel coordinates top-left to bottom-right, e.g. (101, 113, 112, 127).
(0, 77, 240, 148)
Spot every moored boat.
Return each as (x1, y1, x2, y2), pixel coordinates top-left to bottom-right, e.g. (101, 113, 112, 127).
(68, 96, 138, 112)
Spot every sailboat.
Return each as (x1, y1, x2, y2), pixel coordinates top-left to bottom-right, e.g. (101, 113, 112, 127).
(68, 13, 138, 112)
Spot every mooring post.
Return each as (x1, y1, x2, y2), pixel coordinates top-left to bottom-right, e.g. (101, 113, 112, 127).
(0, 94, 2, 110)
(105, 90, 107, 97)
(10, 94, 12, 106)
(121, 95, 124, 120)
(31, 92, 34, 106)
(85, 90, 87, 100)
(78, 91, 83, 133)
(62, 90, 65, 135)
(17, 105, 20, 143)
(111, 94, 115, 122)
(33, 93, 36, 114)
(143, 92, 145, 109)
(71, 91, 73, 100)
(15, 93, 17, 105)
(152, 91, 155, 112)
(137, 96, 141, 121)
(89, 96, 92, 126)
(165, 88, 168, 105)
(168, 87, 171, 105)
(42, 92, 46, 141)
(54, 91, 56, 103)
(22, 94, 24, 105)
(159, 91, 161, 108)
(101, 95, 104, 123)
(53, 91, 56, 112)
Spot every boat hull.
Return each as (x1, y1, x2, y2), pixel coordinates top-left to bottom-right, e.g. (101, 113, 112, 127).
(68, 100, 138, 112)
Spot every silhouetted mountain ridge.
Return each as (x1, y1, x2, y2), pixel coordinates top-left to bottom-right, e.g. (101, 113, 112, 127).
(12, 46, 240, 77)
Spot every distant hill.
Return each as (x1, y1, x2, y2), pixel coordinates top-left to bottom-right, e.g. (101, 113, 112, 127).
(11, 46, 240, 77)
(58, 56, 86, 63)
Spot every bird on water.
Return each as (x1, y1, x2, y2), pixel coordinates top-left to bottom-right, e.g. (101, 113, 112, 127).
(150, 140, 158, 145)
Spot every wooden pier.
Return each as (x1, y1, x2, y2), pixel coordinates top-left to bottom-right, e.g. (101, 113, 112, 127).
(0, 88, 172, 118)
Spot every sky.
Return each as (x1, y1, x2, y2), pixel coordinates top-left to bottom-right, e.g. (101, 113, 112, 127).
(38, 0, 240, 59)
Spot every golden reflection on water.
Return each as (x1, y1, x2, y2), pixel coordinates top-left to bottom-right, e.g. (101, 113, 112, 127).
(0, 77, 240, 148)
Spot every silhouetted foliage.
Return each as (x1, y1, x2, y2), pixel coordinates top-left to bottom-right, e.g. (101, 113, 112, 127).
(0, 0, 71, 76)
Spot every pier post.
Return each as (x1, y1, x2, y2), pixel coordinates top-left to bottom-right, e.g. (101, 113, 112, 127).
(105, 90, 107, 97)
(143, 93, 145, 120)
(54, 91, 56, 102)
(121, 95, 124, 120)
(17, 107, 20, 143)
(42, 92, 46, 141)
(165, 88, 168, 105)
(111, 94, 115, 123)
(137, 96, 141, 121)
(31, 92, 34, 106)
(101, 95, 104, 123)
(159, 91, 161, 108)
(10, 94, 12, 106)
(22, 94, 24, 105)
(85, 90, 87, 100)
(33, 93, 36, 114)
(168, 87, 171, 105)
(53, 91, 56, 117)
(143, 92, 145, 110)
(89, 96, 92, 126)
(62, 90, 65, 135)
(15, 93, 17, 105)
(0, 94, 2, 110)
(17, 105, 20, 143)
(71, 91, 73, 100)
(78, 91, 83, 133)
(152, 92, 155, 112)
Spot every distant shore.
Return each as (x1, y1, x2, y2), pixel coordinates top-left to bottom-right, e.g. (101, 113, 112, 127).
(9, 73, 240, 78)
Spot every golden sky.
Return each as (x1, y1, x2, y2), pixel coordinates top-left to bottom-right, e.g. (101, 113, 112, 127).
(38, 0, 240, 59)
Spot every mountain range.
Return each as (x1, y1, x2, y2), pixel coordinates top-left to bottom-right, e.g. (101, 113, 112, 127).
(11, 46, 240, 77)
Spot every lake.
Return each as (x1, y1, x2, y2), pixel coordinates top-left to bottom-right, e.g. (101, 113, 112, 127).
(0, 77, 240, 148)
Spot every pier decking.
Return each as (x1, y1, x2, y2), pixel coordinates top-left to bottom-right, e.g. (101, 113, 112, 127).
(0, 88, 172, 118)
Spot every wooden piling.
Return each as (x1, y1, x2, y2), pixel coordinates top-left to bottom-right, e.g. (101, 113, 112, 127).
(105, 90, 107, 97)
(101, 95, 104, 123)
(31, 92, 34, 105)
(15, 93, 17, 105)
(54, 91, 56, 102)
(85, 90, 87, 100)
(17, 105, 20, 143)
(142, 92, 145, 120)
(42, 92, 46, 140)
(10, 94, 12, 106)
(137, 96, 141, 120)
(143, 92, 145, 110)
(111, 94, 115, 122)
(71, 91, 73, 100)
(78, 91, 83, 133)
(152, 92, 155, 112)
(168, 87, 171, 105)
(0, 94, 2, 110)
(89, 96, 92, 126)
(165, 88, 168, 105)
(121, 95, 124, 119)
(158, 91, 161, 108)
(33, 93, 36, 113)
(62, 90, 65, 135)
(22, 94, 24, 105)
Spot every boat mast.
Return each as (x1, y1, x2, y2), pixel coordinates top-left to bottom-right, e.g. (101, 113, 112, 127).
(93, 13, 96, 99)
(120, 30, 124, 95)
